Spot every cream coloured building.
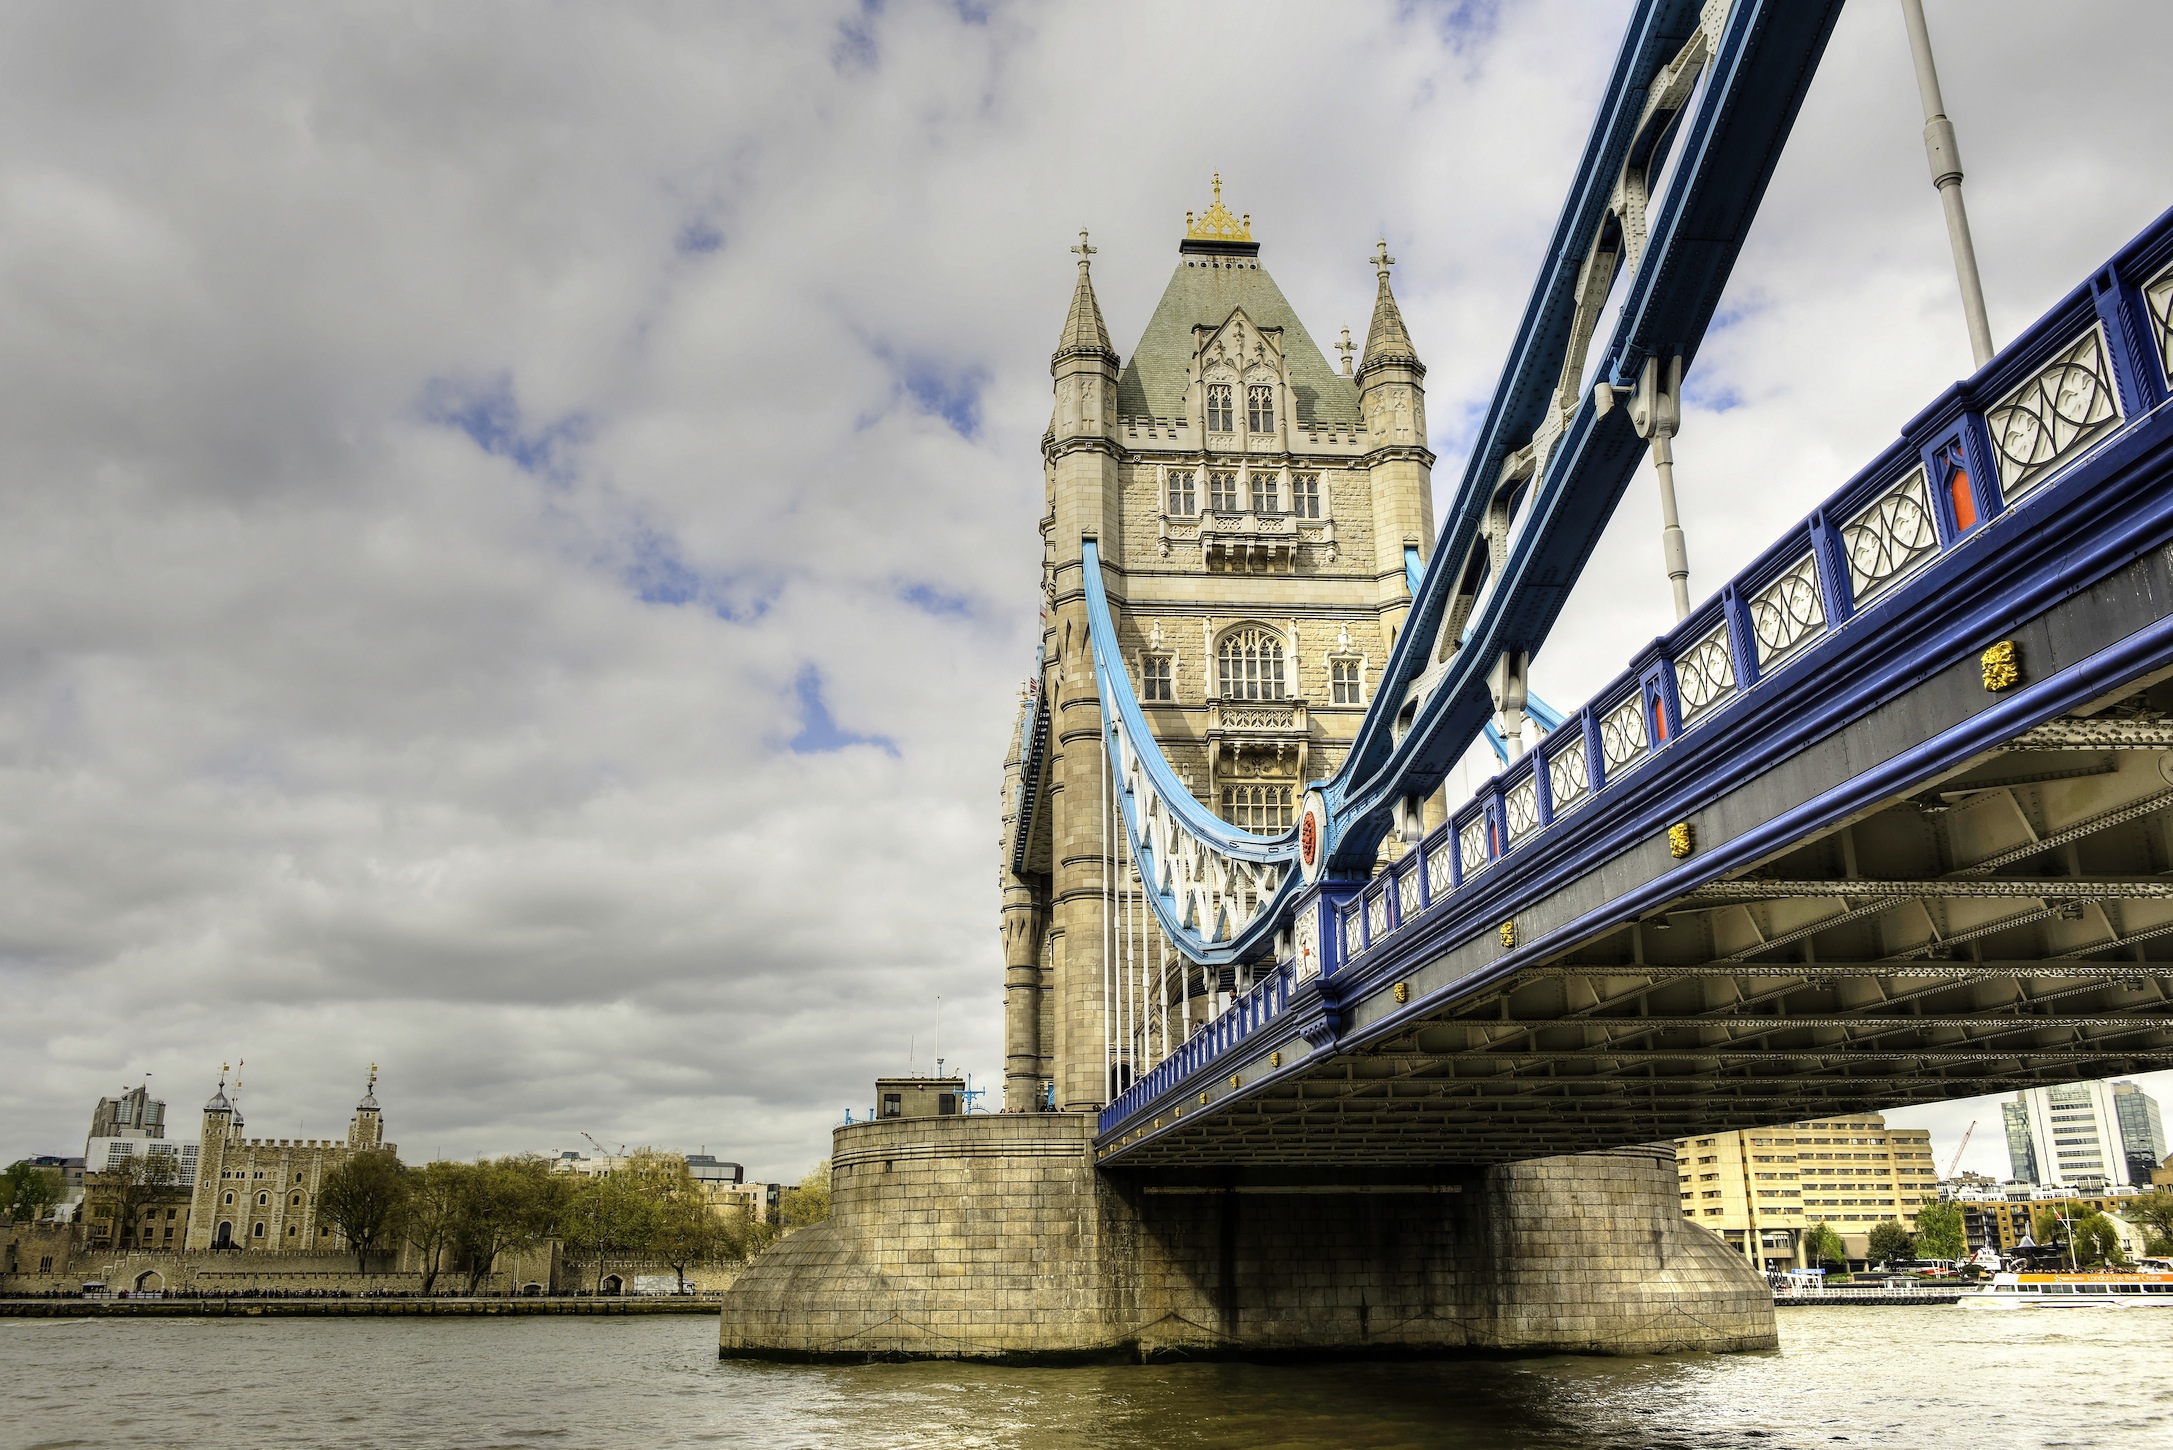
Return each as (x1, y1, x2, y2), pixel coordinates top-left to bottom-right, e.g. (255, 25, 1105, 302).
(183, 1068, 392, 1253)
(1000, 181, 1434, 1111)
(1677, 1113, 1937, 1270)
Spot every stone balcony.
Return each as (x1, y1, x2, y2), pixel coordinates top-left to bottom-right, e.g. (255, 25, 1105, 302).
(1206, 697, 1308, 785)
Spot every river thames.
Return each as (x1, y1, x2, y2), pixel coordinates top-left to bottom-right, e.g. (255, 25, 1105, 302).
(2, 1305, 2165, 1448)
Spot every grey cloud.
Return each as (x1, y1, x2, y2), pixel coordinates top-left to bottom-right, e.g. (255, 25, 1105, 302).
(3, 1, 2170, 1179)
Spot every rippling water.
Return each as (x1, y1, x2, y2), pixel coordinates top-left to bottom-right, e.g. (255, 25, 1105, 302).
(3, 1306, 2167, 1449)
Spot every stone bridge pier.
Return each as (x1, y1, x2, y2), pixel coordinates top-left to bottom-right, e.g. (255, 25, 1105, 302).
(718, 1115, 1773, 1361)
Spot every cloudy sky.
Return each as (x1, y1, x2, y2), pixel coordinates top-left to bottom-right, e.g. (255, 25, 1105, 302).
(2, 0, 2169, 1183)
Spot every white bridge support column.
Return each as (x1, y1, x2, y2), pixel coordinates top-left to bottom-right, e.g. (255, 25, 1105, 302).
(1900, 0, 1996, 369)
(1629, 354, 1692, 622)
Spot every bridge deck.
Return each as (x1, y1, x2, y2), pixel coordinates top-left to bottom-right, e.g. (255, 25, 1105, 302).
(1098, 206, 2173, 1168)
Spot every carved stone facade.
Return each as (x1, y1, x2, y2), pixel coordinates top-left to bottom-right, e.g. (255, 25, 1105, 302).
(999, 192, 1435, 1113)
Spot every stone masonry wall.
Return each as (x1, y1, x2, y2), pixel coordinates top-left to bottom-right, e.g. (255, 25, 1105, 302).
(719, 1118, 1774, 1360)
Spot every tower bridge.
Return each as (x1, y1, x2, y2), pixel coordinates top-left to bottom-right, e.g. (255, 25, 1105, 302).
(722, 0, 2173, 1362)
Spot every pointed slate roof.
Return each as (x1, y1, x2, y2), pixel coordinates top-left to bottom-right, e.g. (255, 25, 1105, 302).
(1359, 240, 1421, 374)
(1115, 240, 1362, 427)
(1054, 231, 1116, 365)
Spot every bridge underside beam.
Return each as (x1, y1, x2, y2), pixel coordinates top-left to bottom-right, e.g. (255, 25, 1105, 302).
(1102, 624, 2173, 1166)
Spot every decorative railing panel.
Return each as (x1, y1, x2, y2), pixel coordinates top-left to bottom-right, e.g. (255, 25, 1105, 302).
(1459, 817, 1491, 876)
(1505, 775, 1541, 841)
(1841, 468, 1938, 603)
(1547, 735, 1590, 813)
(1749, 552, 1826, 671)
(1397, 865, 1420, 921)
(1986, 325, 2123, 497)
(1674, 621, 1737, 722)
(1599, 695, 1650, 774)
(1425, 837, 1454, 898)
(2149, 262, 2173, 388)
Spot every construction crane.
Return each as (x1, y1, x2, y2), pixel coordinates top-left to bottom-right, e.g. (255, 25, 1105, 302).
(580, 1131, 624, 1160)
(1945, 1121, 1977, 1180)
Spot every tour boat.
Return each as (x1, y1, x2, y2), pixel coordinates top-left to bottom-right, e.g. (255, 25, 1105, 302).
(1959, 1271, 2173, 1308)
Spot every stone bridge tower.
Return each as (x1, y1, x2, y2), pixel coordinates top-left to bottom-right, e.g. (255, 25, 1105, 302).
(1001, 181, 1436, 1112)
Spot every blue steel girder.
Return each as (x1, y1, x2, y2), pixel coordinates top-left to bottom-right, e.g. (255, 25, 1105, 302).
(1323, 0, 1847, 876)
(1075, 0, 1845, 967)
(1093, 200, 2173, 1154)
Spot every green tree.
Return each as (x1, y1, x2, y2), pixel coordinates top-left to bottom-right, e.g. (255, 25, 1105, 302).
(83, 1150, 182, 1250)
(623, 1152, 735, 1294)
(2070, 1211, 2126, 1269)
(3, 1161, 63, 1223)
(452, 1156, 562, 1295)
(1913, 1200, 1968, 1262)
(318, 1149, 410, 1273)
(1867, 1218, 1915, 1266)
(401, 1161, 469, 1294)
(561, 1168, 660, 1293)
(778, 1160, 831, 1229)
(2123, 1190, 2173, 1258)
(1802, 1222, 1849, 1273)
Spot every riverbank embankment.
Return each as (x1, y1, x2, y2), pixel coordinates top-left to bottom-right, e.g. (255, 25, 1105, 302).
(0, 1295, 722, 1318)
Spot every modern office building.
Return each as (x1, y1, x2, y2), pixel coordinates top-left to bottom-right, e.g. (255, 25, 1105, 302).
(2001, 1099, 2039, 1184)
(88, 1085, 166, 1141)
(2004, 1079, 2166, 1190)
(2112, 1081, 2167, 1188)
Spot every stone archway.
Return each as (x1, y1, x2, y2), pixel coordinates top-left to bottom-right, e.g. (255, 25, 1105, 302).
(598, 1274, 623, 1295)
(520, 1282, 544, 1297)
(214, 1221, 233, 1248)
(133, 1270, 164, 1293)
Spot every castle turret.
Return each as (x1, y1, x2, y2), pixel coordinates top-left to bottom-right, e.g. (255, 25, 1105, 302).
(1038, 229, 1124, 1111)
(1356, 240, 1434, 642)
(183, 1065, 240, 1250)
(347, 1064, 383, 1149)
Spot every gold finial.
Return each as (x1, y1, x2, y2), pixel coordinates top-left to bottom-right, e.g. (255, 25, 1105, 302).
(1185, 172, 1253, 242)
(1337, 327, 1355, 375)
(1372, 239, 1396, 282)
(1071, 228, 1096, 268)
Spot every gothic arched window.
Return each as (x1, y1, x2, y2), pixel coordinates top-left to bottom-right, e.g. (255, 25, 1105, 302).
(1217, 628, 1286, 700)
(1206, 384, 1234, 432)
(1247, 384, 1274, 433)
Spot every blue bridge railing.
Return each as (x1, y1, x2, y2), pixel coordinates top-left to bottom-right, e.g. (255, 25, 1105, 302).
(1100, 201, 2173, 1139)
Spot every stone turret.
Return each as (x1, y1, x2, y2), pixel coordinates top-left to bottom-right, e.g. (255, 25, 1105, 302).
(184, 1065, 241, 1251)
(1038, 229, 1123, 1111)
(1356, 240, 1434, 642)
(347, 1065, 383, 1149)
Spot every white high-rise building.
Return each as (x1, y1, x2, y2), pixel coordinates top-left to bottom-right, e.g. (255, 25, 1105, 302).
(2007, 1080, 2162, 1189)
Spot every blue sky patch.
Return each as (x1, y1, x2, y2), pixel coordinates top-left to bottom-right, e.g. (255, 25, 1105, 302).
(899, 357, 984, 439)
(1685, 376, 1744, 413)
(420, 373, 589, 484)
(833, 0, 882, 71)
(789, 664, 897, 756)
(676, 218, 725, 255)
(901, 581, 976, 619)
